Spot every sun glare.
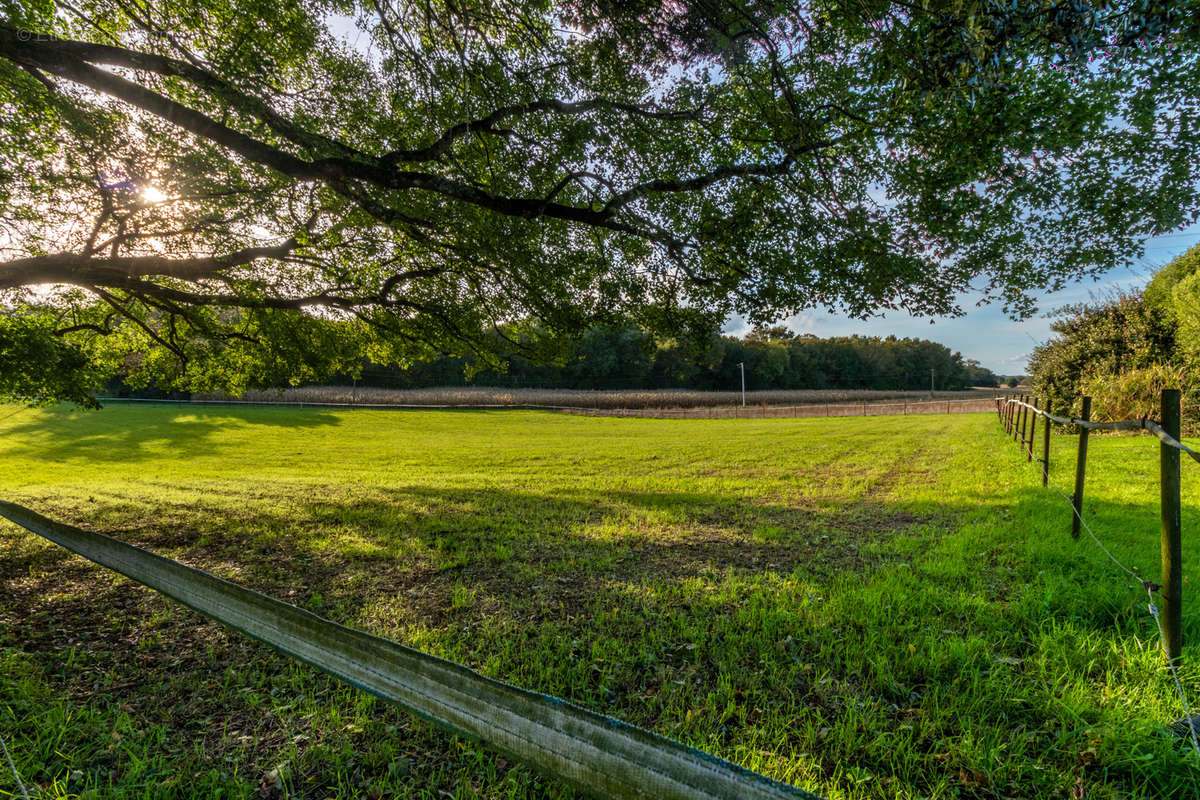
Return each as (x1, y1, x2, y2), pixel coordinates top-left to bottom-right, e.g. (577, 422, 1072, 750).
(140, 186, 167, 203)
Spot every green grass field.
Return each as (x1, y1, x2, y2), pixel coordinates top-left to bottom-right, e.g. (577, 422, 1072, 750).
(1, 405, 1198, 799)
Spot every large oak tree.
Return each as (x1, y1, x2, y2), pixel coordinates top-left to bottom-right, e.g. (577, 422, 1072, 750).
(1, 0, 1198, 400)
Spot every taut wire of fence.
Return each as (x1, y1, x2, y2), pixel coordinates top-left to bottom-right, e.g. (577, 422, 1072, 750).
(996, 393, 1200, 764)
(1000, 396, 1200, 465)
(1149, 586, 1200, 765)
(0, 732, 30, 800)
(1040, 473, 1200, 763)
(0, 500, 821, 800)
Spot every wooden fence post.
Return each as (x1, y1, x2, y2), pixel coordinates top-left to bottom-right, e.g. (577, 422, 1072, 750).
(1071, 396, 1092, 539)
(1161, 388, 1183, 664)
(1018, 395, 1028, 444)
(1040, 397, 1051, 487)
(1026, 396, 1037, 461)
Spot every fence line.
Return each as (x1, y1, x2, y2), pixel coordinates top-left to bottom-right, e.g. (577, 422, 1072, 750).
(0, 500, 820, 800)
(1000, 396, 1200, 464)
(93, 395, 997, 419)
(995, 392, 1200, 757)
(1000, 390, 1198, 660)
(1042, 470, 1197, 756)
(997, 392, 1192, 661)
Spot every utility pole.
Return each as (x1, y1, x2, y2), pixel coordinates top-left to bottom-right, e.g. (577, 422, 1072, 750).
(930, 368, 935, 396)
(738, 362, 746, 407)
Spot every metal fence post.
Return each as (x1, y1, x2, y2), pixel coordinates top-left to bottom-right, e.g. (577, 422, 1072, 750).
(1071, 396, 1092, 540)
(1161, 388, 1183, 664)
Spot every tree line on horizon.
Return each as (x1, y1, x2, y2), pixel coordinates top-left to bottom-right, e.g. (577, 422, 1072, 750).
(316, 324, 1003, 394)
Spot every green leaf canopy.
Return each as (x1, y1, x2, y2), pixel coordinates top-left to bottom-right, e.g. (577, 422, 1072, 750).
(1, 0, 1199, 399)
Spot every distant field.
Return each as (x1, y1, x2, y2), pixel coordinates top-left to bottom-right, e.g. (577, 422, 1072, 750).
(194, 384, 1006, 410)
(1, 405, 1197, 799)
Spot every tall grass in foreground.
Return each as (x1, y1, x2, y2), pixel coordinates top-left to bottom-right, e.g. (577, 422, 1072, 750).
(195, 385, 1005, 409)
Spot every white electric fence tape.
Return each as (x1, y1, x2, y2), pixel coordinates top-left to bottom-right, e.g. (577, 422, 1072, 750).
(1000, 397, 1200, 464)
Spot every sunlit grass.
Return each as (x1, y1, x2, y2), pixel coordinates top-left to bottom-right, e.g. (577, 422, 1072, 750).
(0, 405, 1197, 799)
(191, 384, 1002, 410)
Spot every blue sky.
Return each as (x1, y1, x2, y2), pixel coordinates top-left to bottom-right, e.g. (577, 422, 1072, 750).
(725, 225, 1200, 374)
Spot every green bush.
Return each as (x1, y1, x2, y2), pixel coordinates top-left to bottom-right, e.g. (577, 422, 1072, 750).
(1144, 242, 1200, 373)
(1080, 363, 1197, 435)
(1028, 292, 1174, 416)
(1144, 244, 1200, 314)
(1029, 245, 1200, 433)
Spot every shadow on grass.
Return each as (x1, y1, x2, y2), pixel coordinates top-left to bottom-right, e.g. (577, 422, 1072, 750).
(4, 480, 1200, 798)
(2, 484, 933, 627)
(0, 405, 342, 462)
(10, 479, 1194, 645)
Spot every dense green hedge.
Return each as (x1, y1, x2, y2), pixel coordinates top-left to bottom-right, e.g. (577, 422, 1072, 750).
(1029, 245, 1199, 431)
